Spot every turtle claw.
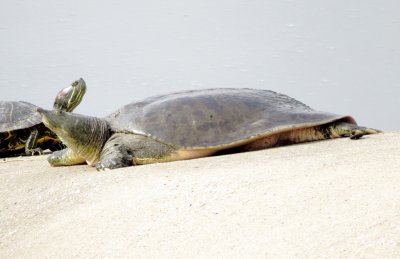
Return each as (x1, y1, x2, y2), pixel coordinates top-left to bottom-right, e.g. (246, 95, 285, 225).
(350, 130, 365, 140)
(28, 148, 44, 156)
(95, 164, 111, 172)
(95, 162, 107, 171)
(95, 160, 123, 171)
(95, 153, 134, 170)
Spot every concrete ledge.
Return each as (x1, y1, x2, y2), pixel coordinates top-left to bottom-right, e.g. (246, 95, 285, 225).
(1, 132, 400, 258)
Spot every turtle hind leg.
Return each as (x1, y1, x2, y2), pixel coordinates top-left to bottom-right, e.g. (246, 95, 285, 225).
(328, 121, 381, 140)
(25, 128, 43, 155)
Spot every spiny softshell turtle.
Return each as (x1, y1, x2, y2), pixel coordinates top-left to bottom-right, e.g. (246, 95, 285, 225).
(38, 88, 380, 170)
(0, 78, 86, 157)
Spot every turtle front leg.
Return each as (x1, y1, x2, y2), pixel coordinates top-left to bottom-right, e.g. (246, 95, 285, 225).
(48, 148, 86, 166)
(25, 128, 43, 155)
(329, 122, 381, 140)
(95, 135, 134, 170)
(96, 133, 177, 170)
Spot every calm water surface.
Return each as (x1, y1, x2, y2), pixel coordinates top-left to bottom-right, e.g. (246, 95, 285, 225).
(0, 0, 399, 130)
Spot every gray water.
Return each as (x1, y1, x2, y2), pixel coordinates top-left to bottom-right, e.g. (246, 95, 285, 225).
(1, 0, 399, 130)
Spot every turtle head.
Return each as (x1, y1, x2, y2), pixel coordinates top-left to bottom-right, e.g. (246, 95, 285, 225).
(53, 78, 87, 112)
(37, 108, 110, 165)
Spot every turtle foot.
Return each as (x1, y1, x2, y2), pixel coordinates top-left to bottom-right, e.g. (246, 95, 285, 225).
(96, 140, 134, 171)
(27, 148, 44, 156)
(350, 127, 382, 140)
(95, 153, 134, 171)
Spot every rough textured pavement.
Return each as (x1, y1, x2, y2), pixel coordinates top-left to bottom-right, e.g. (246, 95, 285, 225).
(0, 132, 400, 258)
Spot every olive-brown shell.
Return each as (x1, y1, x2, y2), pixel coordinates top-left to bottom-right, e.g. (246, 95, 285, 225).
(107, 89, 355, 148)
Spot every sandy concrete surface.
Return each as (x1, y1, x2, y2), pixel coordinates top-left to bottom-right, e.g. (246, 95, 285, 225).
(0, 132, 400, 258)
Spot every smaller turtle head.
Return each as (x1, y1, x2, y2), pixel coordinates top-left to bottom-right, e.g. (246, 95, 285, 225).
(53, 78, 87, 112)
(37, 108, 110, 164)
